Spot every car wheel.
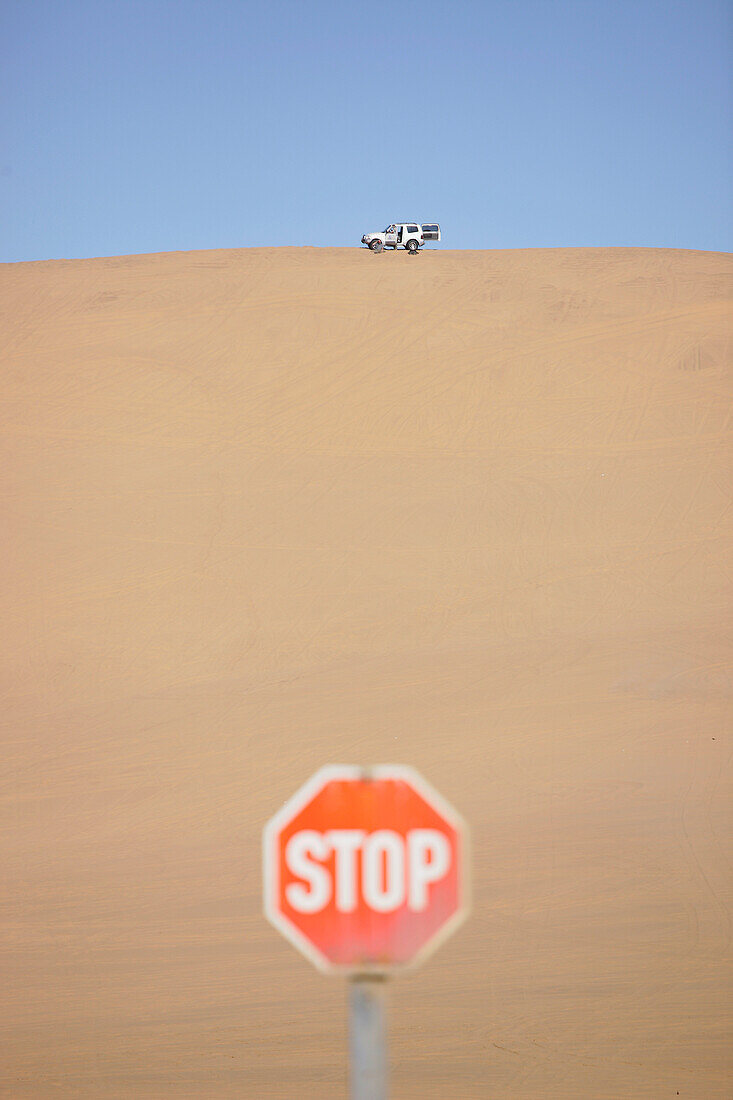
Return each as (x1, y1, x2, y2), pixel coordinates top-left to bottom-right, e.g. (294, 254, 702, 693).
(407, 239, 419, 254)
(369, 239, 383, 252)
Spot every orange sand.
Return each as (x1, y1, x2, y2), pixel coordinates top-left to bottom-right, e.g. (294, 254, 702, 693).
(1, 246, 731, 1097)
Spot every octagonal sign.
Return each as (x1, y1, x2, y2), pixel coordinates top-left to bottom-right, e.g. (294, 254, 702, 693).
(263, 765, 469, 973)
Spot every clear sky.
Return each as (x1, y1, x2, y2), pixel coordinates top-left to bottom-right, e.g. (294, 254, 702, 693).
(2, 0, 731, 260)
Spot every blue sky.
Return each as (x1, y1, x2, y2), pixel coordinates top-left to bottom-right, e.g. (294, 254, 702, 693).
(2, 0, 730, 260)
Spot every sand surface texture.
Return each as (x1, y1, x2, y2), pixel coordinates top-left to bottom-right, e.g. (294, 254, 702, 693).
(1, 246, 731, 1098)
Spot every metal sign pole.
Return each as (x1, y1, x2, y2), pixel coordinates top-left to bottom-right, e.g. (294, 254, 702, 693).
(349, 975, 388, 1100)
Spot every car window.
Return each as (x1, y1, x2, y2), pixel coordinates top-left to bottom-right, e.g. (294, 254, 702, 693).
(407, 225, 419, 233)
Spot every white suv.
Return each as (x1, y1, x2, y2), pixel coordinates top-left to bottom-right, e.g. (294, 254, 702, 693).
(361, 223, 441, 253)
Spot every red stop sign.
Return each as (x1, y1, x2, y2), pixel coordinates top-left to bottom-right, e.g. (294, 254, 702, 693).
(263, 766, 469, 973)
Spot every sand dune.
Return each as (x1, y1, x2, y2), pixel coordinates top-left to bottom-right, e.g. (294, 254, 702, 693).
(1, 246, 731, 1097)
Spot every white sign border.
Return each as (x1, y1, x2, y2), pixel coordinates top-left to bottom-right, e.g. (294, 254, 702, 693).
(262, 764, 470, 975)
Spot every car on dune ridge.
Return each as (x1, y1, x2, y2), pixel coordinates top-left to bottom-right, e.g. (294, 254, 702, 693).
(361, 223, 441, 253)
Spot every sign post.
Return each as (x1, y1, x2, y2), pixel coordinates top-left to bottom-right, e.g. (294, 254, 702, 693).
(263, 765, 469, 1098)
(349, 975, 387, 1100)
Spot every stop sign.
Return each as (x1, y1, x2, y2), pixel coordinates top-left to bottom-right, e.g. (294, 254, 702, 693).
(263, 765, 468, 973)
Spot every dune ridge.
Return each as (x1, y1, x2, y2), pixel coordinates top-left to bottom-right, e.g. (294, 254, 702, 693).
(1, 246, 731, 1097)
